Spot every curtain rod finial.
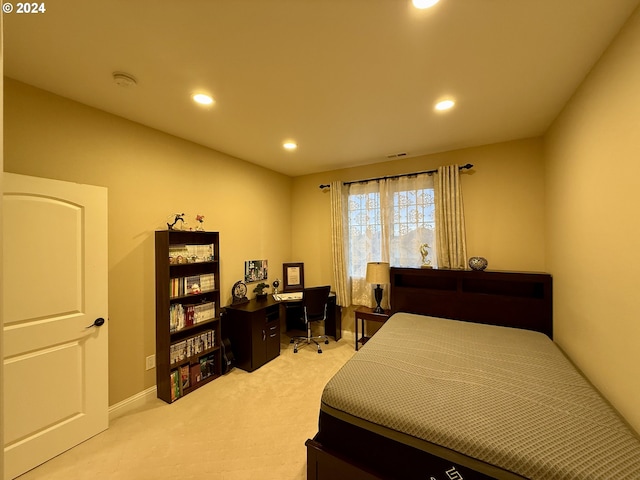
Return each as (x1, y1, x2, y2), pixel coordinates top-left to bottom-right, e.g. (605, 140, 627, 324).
(319, 184, 331, 190)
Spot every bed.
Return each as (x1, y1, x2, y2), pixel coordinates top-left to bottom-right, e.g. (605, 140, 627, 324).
(306, 268, 640, 479)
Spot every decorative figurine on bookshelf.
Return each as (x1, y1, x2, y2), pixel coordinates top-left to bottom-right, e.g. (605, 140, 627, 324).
(167, 213, 185, 230)
(195, 214, 205, 231)
(420, 243, 433, 269)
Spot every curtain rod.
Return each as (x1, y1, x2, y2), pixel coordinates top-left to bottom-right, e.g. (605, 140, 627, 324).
(318, 163, 473, 189)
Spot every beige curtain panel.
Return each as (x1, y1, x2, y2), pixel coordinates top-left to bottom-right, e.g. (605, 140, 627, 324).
(435, 164, 468, 269)
(330, 180, 351, 307)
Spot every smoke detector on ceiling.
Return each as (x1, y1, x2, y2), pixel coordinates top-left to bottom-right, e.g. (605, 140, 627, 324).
(112, 72, 137, 87)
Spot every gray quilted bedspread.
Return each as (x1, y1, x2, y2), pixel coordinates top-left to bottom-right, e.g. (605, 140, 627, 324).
(321, 313, 640, 479)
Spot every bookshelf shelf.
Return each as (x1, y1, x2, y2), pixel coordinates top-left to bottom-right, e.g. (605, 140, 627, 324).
(155, 230, 222, 403)
(170, 318, 218, 335)
(170, 260, 218, 267)
(169, 289, 220, 302)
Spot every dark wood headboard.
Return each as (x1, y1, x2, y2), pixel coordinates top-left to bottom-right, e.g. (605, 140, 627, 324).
(390, 267, 553, 338)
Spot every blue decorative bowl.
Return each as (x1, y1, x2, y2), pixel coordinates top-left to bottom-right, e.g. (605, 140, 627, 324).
(468, 256, 488, 271)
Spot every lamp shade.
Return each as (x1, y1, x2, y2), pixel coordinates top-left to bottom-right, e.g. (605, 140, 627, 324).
(366, 262, 390, 285)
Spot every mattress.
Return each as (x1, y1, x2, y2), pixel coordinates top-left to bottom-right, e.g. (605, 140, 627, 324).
(320, 313, 640, 479)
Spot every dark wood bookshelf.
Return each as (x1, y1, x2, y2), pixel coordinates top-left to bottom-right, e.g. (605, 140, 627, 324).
(155, 230, 222, 403)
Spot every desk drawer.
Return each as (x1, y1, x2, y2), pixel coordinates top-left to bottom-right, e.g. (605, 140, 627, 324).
(266, 320, 280, 361)
(265, 304, 279, 322)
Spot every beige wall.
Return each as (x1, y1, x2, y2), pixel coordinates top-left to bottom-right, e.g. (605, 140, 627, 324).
(291, 138, 547, 338)
(545, 6, 640, 432)
(3, 79, 293, 405)
(1, 19, 6, 476)
(292, 137, 547, 288)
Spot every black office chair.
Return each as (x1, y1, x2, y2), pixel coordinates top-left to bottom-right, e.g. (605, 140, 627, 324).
(290, 285, 331, 354)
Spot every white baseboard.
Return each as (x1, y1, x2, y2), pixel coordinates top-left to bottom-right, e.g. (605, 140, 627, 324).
(109, 385, 158, 422)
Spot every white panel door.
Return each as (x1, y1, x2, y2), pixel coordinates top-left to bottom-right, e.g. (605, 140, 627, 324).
(2, 173, 108, 479)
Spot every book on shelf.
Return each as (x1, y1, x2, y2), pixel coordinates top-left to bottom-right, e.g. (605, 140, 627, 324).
(180, 364, 190, 390)
(169, 277, 185, 298)
(192, 301, 215, 324)
(170, 369, 181, 401)
(184, 275, 202, 294)
(186, 244, 215, 262)
(169, 243, 215, 265)
(190, 364, 202, 385)
(170, 340, 187, 365)
(169, 302, 215, 332)
(169, 273, 216, 298)
(168, 245, 189, 265)
(197, 273, 215, 292)
(169, 304, 184, 332)
(169, 329, 216, 365)
(199, 353, 215, 380)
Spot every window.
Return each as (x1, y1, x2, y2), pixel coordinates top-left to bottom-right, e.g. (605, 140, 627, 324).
(348, 191, 382, 278)
(389, 187, 436, 268)
(347, 174, 436, 279)
(332, 166, 467, 308)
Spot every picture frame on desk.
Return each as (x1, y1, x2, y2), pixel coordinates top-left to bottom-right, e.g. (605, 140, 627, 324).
(283, 262, 304, 292)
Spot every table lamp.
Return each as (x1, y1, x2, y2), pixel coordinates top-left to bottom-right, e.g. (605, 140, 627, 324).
(366, 262, 390, 313)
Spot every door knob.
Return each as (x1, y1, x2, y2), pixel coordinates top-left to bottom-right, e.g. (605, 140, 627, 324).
(87, 318, 105, 329)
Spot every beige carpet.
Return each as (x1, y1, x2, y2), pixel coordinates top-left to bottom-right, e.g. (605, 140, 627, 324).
(17, 331, 356, 480)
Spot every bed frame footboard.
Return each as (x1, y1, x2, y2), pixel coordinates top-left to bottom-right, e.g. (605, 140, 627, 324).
(306, 438, 383, 480)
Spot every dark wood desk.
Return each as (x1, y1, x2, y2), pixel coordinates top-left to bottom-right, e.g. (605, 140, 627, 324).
(223, 294, 342, 372)
(280, 293, 341, 341)
(224, 297, 280, 372)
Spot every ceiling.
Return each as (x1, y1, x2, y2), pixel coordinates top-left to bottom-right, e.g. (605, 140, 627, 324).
(4, 0, 639, 176)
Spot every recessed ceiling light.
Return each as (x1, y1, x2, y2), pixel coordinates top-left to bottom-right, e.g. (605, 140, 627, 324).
(435, 99, 455, 111)
(192, 93, 214, 105)
(412, 0, 440, 9)
(283, 142, 297, 151)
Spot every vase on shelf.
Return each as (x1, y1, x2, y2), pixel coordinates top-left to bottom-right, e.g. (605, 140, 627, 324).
(468, 256, 488, 271)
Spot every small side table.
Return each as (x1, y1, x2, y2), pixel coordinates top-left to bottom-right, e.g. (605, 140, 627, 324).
(355, 306, 390, 351)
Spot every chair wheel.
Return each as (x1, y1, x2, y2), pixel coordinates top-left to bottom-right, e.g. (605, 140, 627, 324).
(324, 340, 329, 344)
(318, 349, 323, 354)
(294, 348, 298, 353)
(290, 338, 294, 343)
